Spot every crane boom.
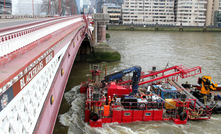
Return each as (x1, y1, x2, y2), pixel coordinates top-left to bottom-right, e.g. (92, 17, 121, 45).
(102, 66, 141, 94)
(118, 65, 201, 86)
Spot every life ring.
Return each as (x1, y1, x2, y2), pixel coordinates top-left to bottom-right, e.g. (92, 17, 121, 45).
(147, 103, 153, 109)
(138, 103, 146, 110)
(90, 112, 99, 121)
(180, 111, 187, 121)
(214, 106, 221, 114)
(130, 27, 134, 31)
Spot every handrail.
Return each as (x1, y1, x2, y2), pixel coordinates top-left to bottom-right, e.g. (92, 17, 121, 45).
(0, 15, 83, 58)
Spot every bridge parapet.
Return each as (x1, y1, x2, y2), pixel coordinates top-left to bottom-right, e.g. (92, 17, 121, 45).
(0, 16, 84, 64)
(0, 15, 93, 133)
(93, 13, 110, 45)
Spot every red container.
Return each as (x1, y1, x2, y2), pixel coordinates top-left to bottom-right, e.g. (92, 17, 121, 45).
(102, 118, 112, 123)
(112, 110, 122, 123)
(90, 119, 102, 127)
(133, 110, 143, 122)
(122, 110, 133, 123)
(153, 109, 163, 121)
(85, 109, 90, 122)
(107, 82, 132, 98)
(143, 110, 153, 121)
(80, 82, 87, 93)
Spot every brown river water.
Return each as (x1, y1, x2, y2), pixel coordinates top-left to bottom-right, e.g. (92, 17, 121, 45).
(53, 31, 221, 134)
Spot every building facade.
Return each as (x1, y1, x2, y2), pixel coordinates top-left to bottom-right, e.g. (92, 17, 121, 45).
(211, 0, 221, 27)
(122, 0, 175, 25)
(76, 0, 81, 14)
(103, 3, 121, 24)
(11, 0, 43, 15)
(122, 0, 220, 26)
(0, 0, 12, 14)
(175, 0, 207, 26)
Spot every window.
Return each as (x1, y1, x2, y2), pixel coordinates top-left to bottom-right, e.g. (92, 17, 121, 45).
(124, 113, 131, 116)
(145, 112, 151, 116)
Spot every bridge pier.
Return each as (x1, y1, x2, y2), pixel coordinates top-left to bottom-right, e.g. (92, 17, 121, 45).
(76, 13, 121, 62)
(93, 13, 110, 45)
(98, 23, 107, 43)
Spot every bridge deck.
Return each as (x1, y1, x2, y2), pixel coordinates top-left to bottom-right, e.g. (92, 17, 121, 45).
(0, 21, 85, 91)
(0, 19, 47, 29)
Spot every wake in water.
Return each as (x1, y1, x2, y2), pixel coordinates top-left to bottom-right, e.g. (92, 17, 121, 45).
(59, 86, 149, 134)
(59, 86, 221, 134)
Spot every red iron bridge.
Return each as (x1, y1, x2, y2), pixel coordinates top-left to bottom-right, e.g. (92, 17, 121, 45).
(0, 14, 108, 133)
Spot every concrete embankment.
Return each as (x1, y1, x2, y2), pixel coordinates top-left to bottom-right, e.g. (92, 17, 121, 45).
(108, 25, 221, 32)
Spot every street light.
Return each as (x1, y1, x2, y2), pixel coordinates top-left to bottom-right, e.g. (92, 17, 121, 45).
(4, 0, 6, 14)
(66, 0, 69, 16)
(59, 0, 61, 15)
(32, 0, 34, 16)
(49, 0, 51, 15)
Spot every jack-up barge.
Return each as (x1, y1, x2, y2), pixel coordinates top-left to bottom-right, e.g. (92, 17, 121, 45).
(80, 65, 220, 127)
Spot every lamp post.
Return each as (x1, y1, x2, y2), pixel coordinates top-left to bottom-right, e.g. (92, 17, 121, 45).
(32, 0, 34, 16)
(4, 0, 6, 14)
(66, 0, 68, 15)
(71, 1, 73, 15)
(59, 0, 61, 15)
(49, 0, 51, 15)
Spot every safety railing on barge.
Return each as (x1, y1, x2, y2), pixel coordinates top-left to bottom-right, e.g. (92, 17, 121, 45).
(84, 95, 212, 126)
(85, 97, 164, 124)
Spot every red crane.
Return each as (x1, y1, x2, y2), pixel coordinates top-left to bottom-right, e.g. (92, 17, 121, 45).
(118, 65, 202, 86)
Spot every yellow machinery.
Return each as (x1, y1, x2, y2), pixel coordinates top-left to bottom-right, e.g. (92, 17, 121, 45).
(164, 99, 177, 109)
(198, 76, 217, 95)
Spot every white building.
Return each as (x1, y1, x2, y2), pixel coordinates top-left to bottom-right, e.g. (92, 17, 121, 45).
(12, 0, 42, 15)
(82, 0, 90, 14)
(213, 0, 221, 26)
(122, 0, 175, 25)
(175, 0, 207, 26)
(206, 0, 221, 26)
(122, 0, 214, 26)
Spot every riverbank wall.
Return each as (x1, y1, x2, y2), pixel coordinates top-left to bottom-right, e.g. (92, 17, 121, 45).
(108, 24, 221, 32)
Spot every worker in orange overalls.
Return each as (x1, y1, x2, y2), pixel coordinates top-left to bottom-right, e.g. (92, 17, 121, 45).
(108, 96, 111, 105)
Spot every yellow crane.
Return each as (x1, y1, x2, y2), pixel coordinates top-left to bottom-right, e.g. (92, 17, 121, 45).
(198, 76, 218, 95)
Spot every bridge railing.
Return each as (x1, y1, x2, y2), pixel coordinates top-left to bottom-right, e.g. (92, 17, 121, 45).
(0, 16, 83, 58)
(0, 15, 57, 19)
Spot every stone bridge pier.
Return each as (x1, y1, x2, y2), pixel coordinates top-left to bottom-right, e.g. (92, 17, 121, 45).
(77, 13, 120, 62)
(93, 13, 110, 45)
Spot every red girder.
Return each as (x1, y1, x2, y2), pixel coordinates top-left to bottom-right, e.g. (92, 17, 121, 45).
(118, 65, 201, 86)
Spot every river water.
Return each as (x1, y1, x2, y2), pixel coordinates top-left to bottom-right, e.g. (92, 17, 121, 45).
(54, 31, 221, 134)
